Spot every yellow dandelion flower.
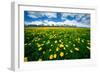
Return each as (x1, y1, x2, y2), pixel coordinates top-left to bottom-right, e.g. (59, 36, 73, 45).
(56, 47, 59, 51)
(54, 54, 57, 58)
(38, 47, 42, 51)
(75, 48, 79, 51)
(60, 52, 64, 57)
(59, 44, 64, 48)
(49, 54, 53, 59)
(38, 44, 41, 47)
(37, 43, 41, 47)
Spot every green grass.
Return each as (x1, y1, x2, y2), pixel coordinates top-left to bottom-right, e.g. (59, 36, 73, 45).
(24, 27, 90, 62)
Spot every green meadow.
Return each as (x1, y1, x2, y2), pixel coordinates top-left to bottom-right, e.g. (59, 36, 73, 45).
(24, 27, 90, 62)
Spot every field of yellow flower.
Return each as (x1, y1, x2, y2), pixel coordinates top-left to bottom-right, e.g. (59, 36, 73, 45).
(24, 27, 90, 62)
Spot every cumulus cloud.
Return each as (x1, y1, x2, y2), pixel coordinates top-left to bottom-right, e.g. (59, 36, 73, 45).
(27, 11, 57, 18)
(25, 21, 43, 25)
(62, 13, 90, 25)
(79, 14, 90, 25)
(27, 11, 42, 18)
(43, 12, 57, 18)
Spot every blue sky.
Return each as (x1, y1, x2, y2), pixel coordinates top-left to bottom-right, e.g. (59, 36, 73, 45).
(24, 11, 90, 27)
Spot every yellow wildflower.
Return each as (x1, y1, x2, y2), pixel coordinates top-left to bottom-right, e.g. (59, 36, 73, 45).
(49, 54, 53, 59)
(38, 47, 42, 51)
(54, 54, 57, 58)
(59, 44, 64, 48)
(60, 52, 64, 57)
(56, 47, 59, 51)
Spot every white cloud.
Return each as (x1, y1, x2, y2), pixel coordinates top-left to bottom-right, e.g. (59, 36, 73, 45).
(27, 11, 42, 18)
(62, 13, 71, 17)
(42, 20, 56, 26)
(28, 15, 37, 18)
(62, 13, 85, 21)
(41, 20, 77, 26)
(62, 13, 76, 20)
(27, 11, 57, 18)
(25, 21, 42, 25)
(63, 20, 77, 26)
(80, 14, 90, 25)
(43, 12, 57, 18)
(62, 13, 90, 26)
(63, 20, 90, 27)
(43, 20, 90, 27)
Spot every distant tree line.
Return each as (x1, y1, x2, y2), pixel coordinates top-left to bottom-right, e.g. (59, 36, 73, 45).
(24, 24, 77, 27)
